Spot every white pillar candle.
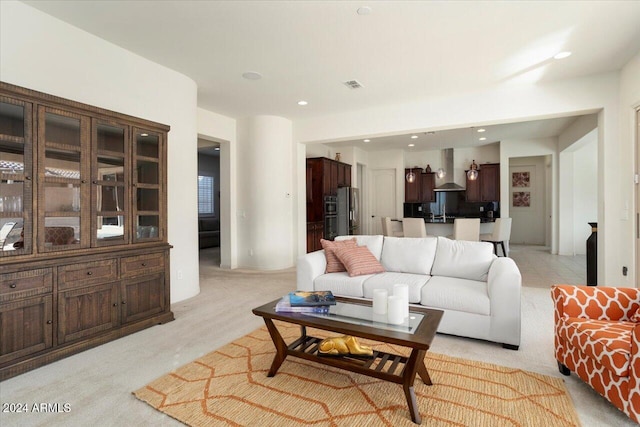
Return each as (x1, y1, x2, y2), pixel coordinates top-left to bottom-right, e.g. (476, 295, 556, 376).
(393, 283, 409, 318)
(372, 289, 388, 315)
(387, 295, 404, 325)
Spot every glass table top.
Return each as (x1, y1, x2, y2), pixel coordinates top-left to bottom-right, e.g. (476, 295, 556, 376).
(305, 301, 424, 334)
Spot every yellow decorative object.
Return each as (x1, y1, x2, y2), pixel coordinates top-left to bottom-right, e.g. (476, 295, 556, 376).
(318, 335, 373, 357)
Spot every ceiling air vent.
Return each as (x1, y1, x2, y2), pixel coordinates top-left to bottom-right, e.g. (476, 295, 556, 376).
(343, 80, 364, 89)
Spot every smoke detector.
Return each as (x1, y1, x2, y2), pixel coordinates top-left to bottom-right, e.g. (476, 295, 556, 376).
(343, 80, 364, 89)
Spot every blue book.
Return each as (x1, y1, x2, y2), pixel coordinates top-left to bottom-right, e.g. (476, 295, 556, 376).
(288, 290, 336, 307)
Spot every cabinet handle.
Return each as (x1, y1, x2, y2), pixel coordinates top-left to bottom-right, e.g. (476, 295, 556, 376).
(47, 320, 52, 324)
(92, 180, 98, 184)
(9, 283, 17, 288)
(25, 176, 31, 181)
(122, 301, 126, 305)
(81, 180, 86, 184)
(87, 271, 93, 276)
(113, 303, 118, 307)
(141, 262, 147, 267)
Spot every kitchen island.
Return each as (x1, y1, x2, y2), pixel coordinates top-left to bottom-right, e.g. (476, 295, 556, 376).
(392, 217, 496, 237)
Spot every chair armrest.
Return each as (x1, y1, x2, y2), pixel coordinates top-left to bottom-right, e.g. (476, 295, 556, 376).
(630, 325, 640, 420)
(551, 285, 640, 322)
(296, 250, 327, 291)
(487, 257, 522, 345)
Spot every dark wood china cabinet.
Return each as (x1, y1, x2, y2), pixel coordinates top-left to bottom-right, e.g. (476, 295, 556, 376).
(0, 82, 173, 380)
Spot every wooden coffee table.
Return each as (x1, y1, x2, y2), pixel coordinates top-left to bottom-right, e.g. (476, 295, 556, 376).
(252, 296, 443, 424)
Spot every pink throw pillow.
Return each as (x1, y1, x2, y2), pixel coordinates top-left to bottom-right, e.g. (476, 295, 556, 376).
(321, 238, 356, 273)
(334, 245, 385, 277)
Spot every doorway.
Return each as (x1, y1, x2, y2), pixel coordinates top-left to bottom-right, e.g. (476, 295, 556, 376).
(197, 139, 221, 266)
(370, 169, 397, 235)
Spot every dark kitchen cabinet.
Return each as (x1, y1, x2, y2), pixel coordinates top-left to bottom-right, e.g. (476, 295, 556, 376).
(306, 157, 351, 222)
(466, 163, 500, 202)
(306, 221, 324, 253)
(404, 168, 421, 202)
(420, 172, 435, 202)
(405, 169, 434, 203)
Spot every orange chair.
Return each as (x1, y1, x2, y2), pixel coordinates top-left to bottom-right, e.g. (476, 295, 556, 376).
(551, 285, 640, 423)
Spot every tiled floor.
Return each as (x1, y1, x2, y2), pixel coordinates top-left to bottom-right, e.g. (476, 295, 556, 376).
(509, 244, 587, 288)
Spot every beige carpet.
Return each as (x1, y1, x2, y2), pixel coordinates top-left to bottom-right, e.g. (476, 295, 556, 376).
(134, 322, 581, 426)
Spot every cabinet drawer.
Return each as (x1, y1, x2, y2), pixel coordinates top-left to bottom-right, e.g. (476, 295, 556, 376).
(121, 253, 165, 278)
(0, 269, 53, 302)
(58, 259, 118, 290)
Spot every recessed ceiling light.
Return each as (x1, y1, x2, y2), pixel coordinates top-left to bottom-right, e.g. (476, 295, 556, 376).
(411, 135, 418, 139)
(214, 147, 220, 151)
(357, 6, 372, 15)
(479, 137, 487, 141)
(242, 71, 262, 80)
(363, 139, 370, 143)
(408, 143, 415, 147)
(554, 51, 572, 60)
(477, 128, 486, 133)
(140, 133, 148, 137)
(297, 100, 308, 106)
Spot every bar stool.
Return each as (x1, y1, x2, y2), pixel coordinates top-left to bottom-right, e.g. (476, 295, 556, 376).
(381, 217, 404, 237)
(480, 217, 512, 256)
(402, 218, 427, 237)
(453, 218, 480, 241)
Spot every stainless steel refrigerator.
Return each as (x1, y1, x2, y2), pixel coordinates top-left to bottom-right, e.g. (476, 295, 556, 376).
(337, 187, 360, 236)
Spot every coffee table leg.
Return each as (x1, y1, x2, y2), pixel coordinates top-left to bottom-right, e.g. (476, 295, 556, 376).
(263, 318, 287, 377)
(403, 349, 426, 424)
(417, 354, 432, 386)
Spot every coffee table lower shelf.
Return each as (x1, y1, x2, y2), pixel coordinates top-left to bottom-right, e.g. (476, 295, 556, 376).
(264, 320, 432, 424)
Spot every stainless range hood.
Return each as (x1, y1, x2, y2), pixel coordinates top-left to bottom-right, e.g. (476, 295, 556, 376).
(434, 148, 465, 192)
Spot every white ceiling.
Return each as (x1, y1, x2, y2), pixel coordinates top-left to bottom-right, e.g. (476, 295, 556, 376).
(23, 1, 640, 149)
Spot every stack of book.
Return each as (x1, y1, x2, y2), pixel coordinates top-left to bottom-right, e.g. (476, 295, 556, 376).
(275, 290, 337, 313)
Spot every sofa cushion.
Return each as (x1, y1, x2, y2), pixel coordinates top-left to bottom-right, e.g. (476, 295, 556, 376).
(321, 238, 356, 273)
(334, 245, 385, 277)
(561, 317, 633, 377)
(431, 237, 495, 281)
(313, 272, 372, 298)
(336, 235, 384, 260)
(380, 236, 437, 275)
(420, 276, 490, 315)
(363, 272, 429, 303)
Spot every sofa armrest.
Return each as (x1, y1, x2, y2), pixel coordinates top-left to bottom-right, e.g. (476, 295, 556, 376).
(551, 285, 640, 322)
(296, 250, 327, 291)
(630, 325, 640, 421)
(487, 257, 522, 345)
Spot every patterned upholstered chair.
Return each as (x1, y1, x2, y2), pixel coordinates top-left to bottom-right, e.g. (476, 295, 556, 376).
(551, 285, 640, 423)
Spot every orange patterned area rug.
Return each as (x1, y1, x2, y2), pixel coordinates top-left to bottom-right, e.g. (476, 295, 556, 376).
(134, 323, 581, 426)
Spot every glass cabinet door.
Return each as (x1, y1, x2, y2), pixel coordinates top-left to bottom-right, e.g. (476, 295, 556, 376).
(38, 106, 90, 252)
(132, 128, 163, 242)
(92, 120, 129, 246)
(0, 97, 32, 256)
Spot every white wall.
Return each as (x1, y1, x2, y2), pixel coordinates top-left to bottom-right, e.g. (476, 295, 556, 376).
(236, 116, 294, 269)
(0, 1, 200, 302)
(618, 51, 640, 286)
(572, 137, 598, 254)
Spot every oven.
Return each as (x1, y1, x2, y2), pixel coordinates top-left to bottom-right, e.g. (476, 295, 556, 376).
(324, 196, 337, 215)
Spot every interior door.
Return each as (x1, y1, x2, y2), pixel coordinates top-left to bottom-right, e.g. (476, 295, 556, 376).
(370, 169, 397, 235)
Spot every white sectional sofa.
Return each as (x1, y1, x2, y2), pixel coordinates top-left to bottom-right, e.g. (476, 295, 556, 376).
(297, 235, 522, 349)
